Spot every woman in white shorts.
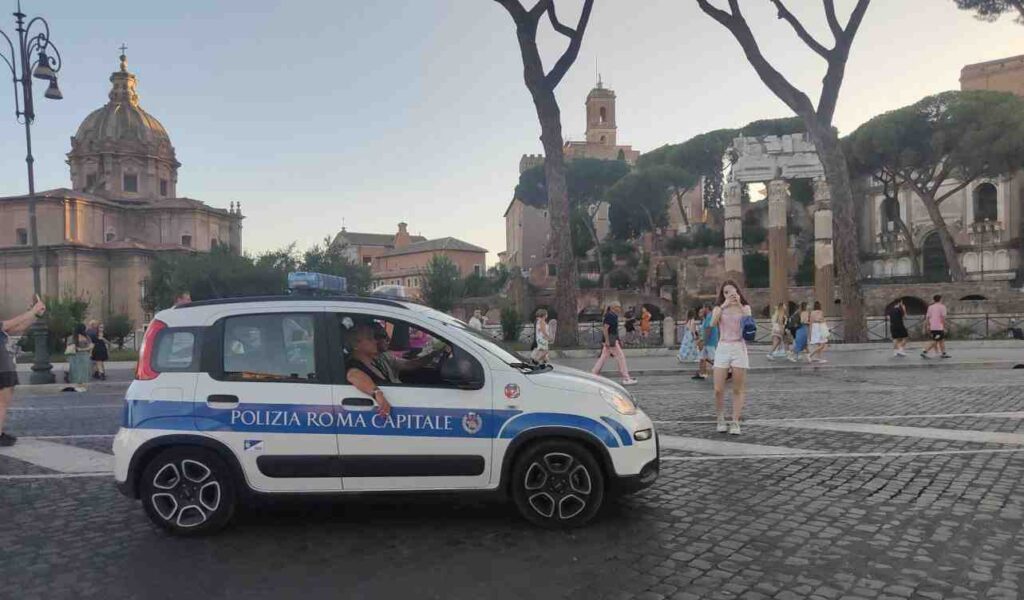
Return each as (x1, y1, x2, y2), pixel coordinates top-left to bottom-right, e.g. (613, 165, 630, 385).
(808, 300, 830, 363)
(710, 279, 752, 435)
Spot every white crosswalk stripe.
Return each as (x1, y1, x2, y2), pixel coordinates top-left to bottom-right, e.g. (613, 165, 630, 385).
(759, 420, 1024, 445)
(0, 438, 113, 475)
(659, 435, 806, 456)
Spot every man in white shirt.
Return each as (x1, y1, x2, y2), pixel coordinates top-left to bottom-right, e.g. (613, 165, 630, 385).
(467, 309, 486, 331)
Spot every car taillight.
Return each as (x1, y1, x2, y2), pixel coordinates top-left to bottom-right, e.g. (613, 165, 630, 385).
(135, 319, 167, 381)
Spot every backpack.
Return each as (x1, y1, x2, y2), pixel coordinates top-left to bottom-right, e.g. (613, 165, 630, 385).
(741, 315, 757, 342)
(786, 311, 801, 331)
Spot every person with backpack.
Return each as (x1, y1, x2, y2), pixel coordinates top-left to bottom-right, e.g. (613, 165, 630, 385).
(710, 280, 753, 435)
(788, 301, 810, 363)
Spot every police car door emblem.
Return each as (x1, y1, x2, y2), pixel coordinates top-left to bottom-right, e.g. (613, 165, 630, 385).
(461, 412, 482, 435)
(504, 383, 520, 400)
(244, 440, 264, 453)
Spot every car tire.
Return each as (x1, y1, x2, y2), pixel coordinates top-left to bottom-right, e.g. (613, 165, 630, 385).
(511, 439, 605, 528)
(139, 446, 237, 536)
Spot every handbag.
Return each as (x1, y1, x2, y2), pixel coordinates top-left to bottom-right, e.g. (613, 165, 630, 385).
(741, 315, 757, 342)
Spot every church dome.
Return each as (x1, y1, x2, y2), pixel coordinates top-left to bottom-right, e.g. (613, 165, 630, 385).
(67, 52, 180, 199)
(72, 54, 172, 149)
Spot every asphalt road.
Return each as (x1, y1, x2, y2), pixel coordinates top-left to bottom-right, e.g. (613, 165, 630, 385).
(2, 367, 1023, 600)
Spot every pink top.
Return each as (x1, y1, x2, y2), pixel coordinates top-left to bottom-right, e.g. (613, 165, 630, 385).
(926, 303, 947, 331)
(719, 306, 745, 343)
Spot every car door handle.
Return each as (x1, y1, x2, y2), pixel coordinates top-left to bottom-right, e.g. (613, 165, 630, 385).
(341, 397, 375, 409)
(207, 394, 239, 405)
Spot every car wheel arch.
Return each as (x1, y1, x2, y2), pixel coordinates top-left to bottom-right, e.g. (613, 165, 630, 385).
(128, 435, 248, 500)
(499, 427, 614, 495)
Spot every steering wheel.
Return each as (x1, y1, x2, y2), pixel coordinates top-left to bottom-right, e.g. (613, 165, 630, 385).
(435, 345, 454, 375)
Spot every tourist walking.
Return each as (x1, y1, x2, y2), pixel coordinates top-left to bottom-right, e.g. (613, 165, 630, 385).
(808, 301, 831, 363)
(889, 299, 909, 357)
(690, 306, 708, 379)
(789, 301, 810, 362)
(711, 280, 752, 435)
(91, 322, 110, 380)
(0, 295, 47, 447)
(531, 309, 551, 365)
(591, 302, 638, 385)
(677, 309, 699, 363)
(767, 302, 787, 359)
(639, 306, 652, 342)
(467, 309, 486, 331)
(921, 294, 950, 359)
(623, 306, 638, 344)
(65, 323, 94, 392)
(697, 304, 719, 380)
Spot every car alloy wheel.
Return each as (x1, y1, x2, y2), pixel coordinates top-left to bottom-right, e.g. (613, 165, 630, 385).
(512, 439, 605, 528)
(149, 459, 222, 528)
(140, 447, 236, 536)
(523, 452, 593, 520)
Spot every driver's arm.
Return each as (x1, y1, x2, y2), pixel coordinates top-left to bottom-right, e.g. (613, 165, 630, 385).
(393, 346, 449, 371)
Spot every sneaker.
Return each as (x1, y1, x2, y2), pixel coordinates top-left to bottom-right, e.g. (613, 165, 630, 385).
(816, 359, 828, 363)
(941, 353, 951, 359)
(716, 416, 728, 433)
(787, 355, 798, 363)
(0, 432, 17, 447)
(622, 377, 638, 385)
(921, 352, 930, 359)
(728, 421, 741, 435)
(766, 353, 775, 361)
(691, 374, 704, 380)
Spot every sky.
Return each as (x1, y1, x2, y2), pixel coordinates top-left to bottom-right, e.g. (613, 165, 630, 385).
(1, 0, 1022, 263)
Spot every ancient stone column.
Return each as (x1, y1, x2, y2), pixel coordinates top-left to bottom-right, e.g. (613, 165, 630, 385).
(813, 178, 835, 315)
(724, 181, 744, 284)
(767, 179, 789, 309)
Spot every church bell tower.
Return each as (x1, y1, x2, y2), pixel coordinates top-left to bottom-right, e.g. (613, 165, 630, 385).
(585, 75, 616, 147)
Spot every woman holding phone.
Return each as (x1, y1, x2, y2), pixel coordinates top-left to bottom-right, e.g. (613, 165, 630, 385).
(710, 280, 752, 435)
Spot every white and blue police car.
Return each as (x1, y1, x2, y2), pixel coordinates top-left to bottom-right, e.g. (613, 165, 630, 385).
(114, 274, 659, 535)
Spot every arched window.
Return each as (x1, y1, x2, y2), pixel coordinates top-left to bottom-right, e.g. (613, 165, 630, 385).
(973, 183, 997, 222)
(599, 106, 607, 124)
(599, 135, 606, 143)
(105, 230, 116, 243)
(181, 234, 192, 248)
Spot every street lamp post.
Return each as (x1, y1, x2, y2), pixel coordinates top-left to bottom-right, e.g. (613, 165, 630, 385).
(1, 0, 63, 383)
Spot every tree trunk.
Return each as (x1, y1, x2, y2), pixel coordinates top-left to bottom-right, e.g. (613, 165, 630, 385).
(672, 187, 691, 230)
(533, 91, 579, 346)
(585, 203, 606, 282)
(805, 123, 868, 341)
(892, 213, 920, 276)
(918, 193, 966, 281)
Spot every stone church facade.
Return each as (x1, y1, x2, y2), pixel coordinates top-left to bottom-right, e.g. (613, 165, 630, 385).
(860, 54, 1024, 284)
(0, 53, 242, 326)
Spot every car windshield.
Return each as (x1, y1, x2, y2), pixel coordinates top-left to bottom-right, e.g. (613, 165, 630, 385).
(410, 305, 532, 366)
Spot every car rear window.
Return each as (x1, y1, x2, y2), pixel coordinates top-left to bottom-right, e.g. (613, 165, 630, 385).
(153, 330, 198, 371)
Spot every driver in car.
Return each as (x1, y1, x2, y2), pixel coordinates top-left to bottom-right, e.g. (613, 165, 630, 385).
(371, 322, 449, 380)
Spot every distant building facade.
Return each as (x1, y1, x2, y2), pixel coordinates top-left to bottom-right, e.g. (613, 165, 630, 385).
(371, 237, 487, 293)
(0, 53, 242, 326)
(860, 54, 1024, 283)
(331, 222, 425, 267)
(503, 79, 639, 283)
(331, 223, 486, 294)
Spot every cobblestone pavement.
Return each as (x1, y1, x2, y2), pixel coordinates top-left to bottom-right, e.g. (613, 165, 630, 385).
(1, 368, 1023, 599)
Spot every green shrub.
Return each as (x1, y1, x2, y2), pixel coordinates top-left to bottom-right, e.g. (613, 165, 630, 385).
(104, 313, 135, 349)
(608, 269, 633, 290)
(500, 307, 522, 342)
(18, 293, 90, 353)
(743, 253, 770, 289)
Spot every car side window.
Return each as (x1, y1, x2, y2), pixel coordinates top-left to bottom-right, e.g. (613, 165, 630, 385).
(337, 314, 483, 389)
(221, 313, 317, 383)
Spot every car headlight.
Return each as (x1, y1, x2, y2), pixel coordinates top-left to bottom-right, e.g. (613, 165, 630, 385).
(600, 388, 637, 415)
